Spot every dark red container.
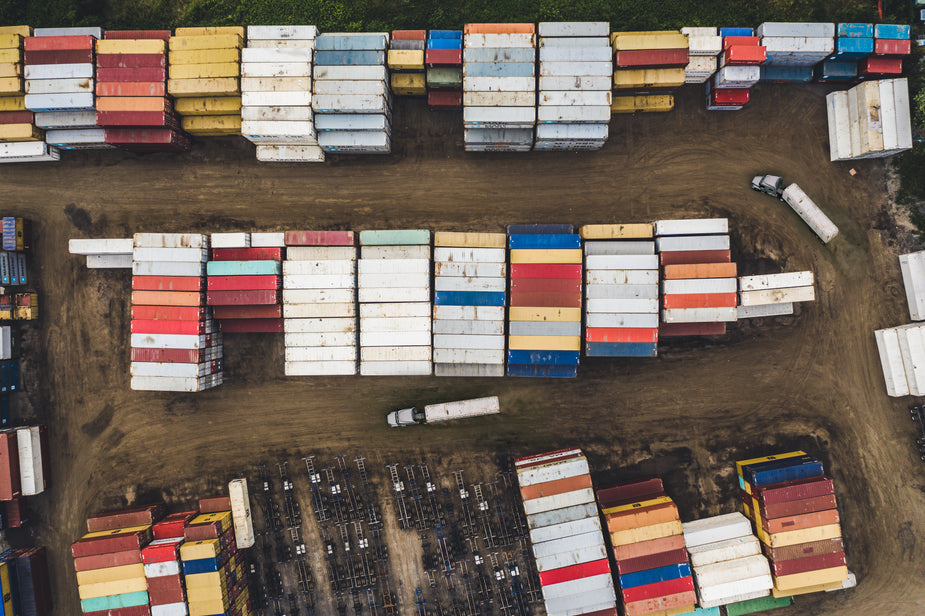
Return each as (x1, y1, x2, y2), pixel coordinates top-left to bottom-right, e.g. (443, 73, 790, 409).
(659, 322, 727, 337)
(586, 328, 658, 343)
(723, 36, 761, 48)
(596, 478, 664, 509)
(131, 320, 210, 335)
(199, 496, 232, 512)
(71, 528, 153, 558)
(211, 304, 282, 319)
(0, 111, 34, 125)
(616, 548, 689, 576)
(130, 305, 206, 321)
(511, 277, 581, 295)
(757, 476, 835, 505)
(425, 49, 462, 65)
(711, 86, 750, 105)
(132, 276, 203, 292)
(428, 89, 462, 107)
(152, 511, 197, 540)
(220, 318, 285, 333)
(762, 494, 838, 520)
(84, 606, 152, 616)
(509, 291, 582, 308)
(874, 38, 911, 55)
(24, 35, 95, 51)
(141, 538, 181, 563)
(0, 431, 20, 501)
(771, 551, 846, 576)
(104, 128, 186, 145)
(12, 546, 52, 616)
(97, 53, 167, 68)
(146, 573, 186, 604)
(130, 347, 215, 364)
(97, 111, 177, 127)
(96, 82, 167, 97)
(763, 537, 844, 562)
(283, 230, 354, 246)
(73, 548, 142, 572)
(722, 45, 767, 65)
(614, 49, 689, 68)
(87, 504, 166, 533)
(212, 247, 283, 261)
(207, 289, 280, 306)
(5, 498, 25, 527)
(104, 30, 172, 41)
(392, 30, 427, 40)
(207, 275, 280, 291)
(97, 67, 166, 82)
(860, 56, 903, 75)
(659, 249, 731, 265)
(510, 264, 581, 279)
(184, 520, 223, 541)
(621, 576, 694, 603)
(23, 49, 93, 64)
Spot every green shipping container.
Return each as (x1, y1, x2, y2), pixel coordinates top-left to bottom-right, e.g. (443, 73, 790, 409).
(359, 230, 431, 246)
(206, 260, 281, 276)
(80, 590, 150, 612)
(725, 595, 794, 616)
(427, 66, 462, 88)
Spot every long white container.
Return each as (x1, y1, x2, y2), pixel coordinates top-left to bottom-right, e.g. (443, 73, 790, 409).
(761, 37, 835, 54)
(132, 247, 207, 262)
(360, 316, 431, 332)
(585, 285, 658, 300)
(361, 245, 430, 259)
(688, 536, 761, 568)
(434, 277, 506, 292)
(538, 61, 612, 76)
(357, 272, 428, 288)
(663, 278, 737, 295)
(359, 361, 432, 376)
(360, 331, 431, 347)
(538, 75, 612, 90)
(241, 76, 312, 92)
(313, 80, 387, 95)
(739, 286, 815, 306)
(130, 376, 217, 392)
(739, 271, 814, 291)
(241, 90, 311, 106)
(16, 427, 42, 496)
(358, 259, 429, 275)
(228, 478, 256, 549)
(509, 321, 581, 336)
(538, 91, 611, 107)
(880, 79, 898, 152)
(780, 184, 839, 243)
(583, 241, 654, 256)
(585, 255, 658, 270)
(897, 325, 925, 396)
(464, 107, 536, 126)
(699, 588, 772, 610)
(527, 502, 597, 530)
(523, 488, 595, 516)
(361, 346, 431, 362)
(433, 334, 504, 350)
(533, 531, 604, 559)
(462, 76, 536, 93)
(698, 575, 774, 606)
(683, 513, 754, 548)
(827, 91, 852, 162)
(242, 63, 312, 78)
(283, 289, 355, 304)
(434, 262, 506, 277)
(285, 360, 357, 376)
(656, 235, 730, 252)
(586, 270, 658, 285)
(539, 47, 612, 63)
(434, 363, 505, 377)
(900, 252, 925, 321)
(538, 22, 610, 37)
(543, 590, 616, 616)
(283, 274, 355, 289)
(284, 303, 356, 318)
(585, 313, 659, 328)
(541, 573, 613, 602)
(433, 305, 505, 321)
(287, 246, 356, 261)
(130, 363, 214, 378)
(312, 94, 389, 113)
(69, 238, 133, 255)
(893, 78, 913, 151)
(433, 247, 505, 263)
(662, 307, 738, 323)
(534, 544, 607, 572)
(463, 33, 535, 48)
(241, 107, 314, 122)
(211, 232, 250, 248)
(284, 347, 356, 362)
(757, 22, 835, 37)
(540, 36, 611, 48)
(247, 25, 318, 40)
(361, 302, 431, 318)
(132, 261, 204, 277)
(516, 457, 589, 487)
(285, 332, 355, 347)
(249, 232, 285, 247)
(25, 78, 93, 94)
(462, 91, 536, 107)
(314, 114, 388, 131)
(313, 65, 387, 81)
(32, 110, 96, 129)
(87, 254, 132, 269)
(530, 516, 601, 545)
(283, 260, 355, 275)
(24, 63, 93, 80)
(0, 328, 10, 360)
(586, 299, 659, 314)
(535, 124, 609, 141)
(433, 320, 503, 336)
(737, 303, 794, 319)
(144, 561, 180, 578)
(130, 334, 215, 350)
(695, 555, 772, 587)
(536, 106, 610, 124)
(242, 48, 313, 63)
(150, 603, 191, 616)
(422, 396, 500, 422)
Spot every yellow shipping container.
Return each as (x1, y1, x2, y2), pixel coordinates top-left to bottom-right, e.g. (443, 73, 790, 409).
(0, 124, 40, 142)
(611, 32, 688, 51)
(390, 73, 425, 96)
(189, 598, 231, 616)
(187, 584, 230, 603)
(510, 249, 582, 264)
(169, 34, 244, 52)
(613, 68, 686, 90)
(0, 27, 29, 39)
(182, 114, 242, 134)
(0, 49, 21, 63)
(645, 607, 697, 616)
(0, 96, 24, 111)
(508, 307, 581, 322)
(774, 566, 849, 592)
(96, 39, 166, 55)
(175, 26, 246, 38)
(81, 525, 150, 540)
(168, 78, 240, 97)
(192, 511, 232, 530)
(579, 223, 653, 239)
(174, 96, 242, 116)
(170, 62, 239, 80)
(75, 563, 146, 586)
(0, 562, 11, 616)
(610, 519, 683, 547)
(0, 34, 22, 50)
(771, 578, 846, 598)
(185, 571, 230, 590)
(388, 49, 425, 70)
(0, 63, 21, 78)
(602, 495, 673, 516)
(758, 523, 842, 548)
(0, 77, 22, 94)
(77, 576, 147, 600)
(736, 451, 806, 479)
(508, 335, 580, 351)
(179, 538, 220, 560)
(170, 48, 240, 66)
(434, 232, 507, 248)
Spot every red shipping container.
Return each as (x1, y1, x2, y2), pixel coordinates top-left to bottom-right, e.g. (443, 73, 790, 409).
(97, 53, 167, 68)
(763, 508, 840, 535)
(131, 305, 206, 321)
(392, 30, 427, 41)
(596, 479, 664, 508)
(141, 538, 182, 563)
(510, 264, 581, 279)
(73, 549, 142, 572)
(860, 56, 903, 75)
(0, 111, 34, 125)
(659, 250, 731, 265)
(87, 504, 166, 532)
(220, 318, 285, 333)
(97, 82, 167, 97)
(580, 610, 618, 616)
(624, 590, 697, 616)
(132, 276, 203, 292)
(614, 49, 689, 68)
(723, 36, 760, 48)
(24, 35, 95, 51)
(757, 476, 835, 505)
(0, 432, 20, 501)
(615, 548, 690, 576)
(97, 111, 176, 127)
(5, 498, 24, 527)
(509, 291, 582, 308)
(662, 293, 737, 309)
(146, 573, 186, 605)
(511, 277, 581, 295)
(711, 87, 750, 105)
(207, 289, 279, 306)
(520, 474, 592, 501)
(199, 496, 232, 513)
(130, 347, 217, 364)
(207, 275, 280, 291)
(514, 448, 583, 468)
(763, 537, 844, 562)
(659, 322, 727, 337)
(184, 520, 223, 541)
(71, 528, 152, 558)
(585, 328, 658, 344)
(428, 89, 462, 107)
(131, 320, 210, 335)
(722, 45, 767, 65)
(153, 511, 197, 540)
(84, 606, 152, 616)
(212, 247, 283, 261)
(211, 304, 282, 319)
(425, 49, 462, 66)
(97, 67, 167, 82)
(874, 38, 911, 56)
(621, 576, 695, 604)
(104, 30, 172, 41)
(283, 230, 354, 246)
(762, 494, 839, 520)
(771, 551, 846, 577)
(537, 558, 611, 586)
(24, 49, 93, 64)
(104, 128, 188, 146)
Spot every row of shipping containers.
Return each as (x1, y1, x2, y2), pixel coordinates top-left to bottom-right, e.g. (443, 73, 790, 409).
(875, 249, 925, 397)
(206, 233, 284, 334)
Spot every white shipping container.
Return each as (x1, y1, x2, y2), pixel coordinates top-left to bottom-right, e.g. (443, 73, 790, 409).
(433, 305, 505, 321)
(462, 76, 536, 93)
(543, 591, 616, 616)
(130, 363, 214, 378)
(241, 48, 313, 63)
(357, 259, 429, 274)
(247, 25, 319, 40)
(242, 117, 315, 136)
(583, 241, 654, 256)
(24, 78, 93, 94)
(314, 114, 388, 131)
(284, 332, 355, 347)
(256, 145, 325, 162)
(241, 76, 312, 92)
(0, 328, 10, 360)
(434, 262, 506, 278)
(540, 36, 610, 48)
(283, 289, 355, 304)
(422, 396, 501, 422)
(45, 128, 107, 144)
(150, 602, 189, 616)
(656, 234, 730, 252)
(529, 516, 601, 544)
(283, 260, 356, 275)
(132, 261, 204, 277)
(359, 316, 432, 332)
(538, 22, 610, 37)
(738, 271, 814, 291)
(900, 252, 925, 321)
(312, 80, 388, 95)
(434, 363, 505, 377)
(361, 245, 430, 259)
(359, 361, 432, 376)
(695, 555, 773, 588)
(24, 63, 93, 80)
(527, 502, 597, 529)
(893, 78, 913, 151)
(682, 513, 754, 548)
(284, 319, 352, 336)
(286, 246, 356, 261)
(283, 302, 356, 318)
(433, 247, 505, 263)
(847, 87, 861, 158)
(586, 299, 659, 314)
(538, 61, 612, 77)
(361, 302, 431, 318)
(538, 90, 611, 106)
(433, 334, 504, 350)
(285, 360, 357, 376)
(827, 91, 852, 162)
(699, 589, 772, 611)
(586, 270, 658, 285)
(523, 488, 595, 516)
(780, 184, 839, 243)
(757, 22, 835, 38)
(433, 320, 503, 336)
(585, 254, 658, 270)
(144, 561, 180, 578)
(463, 33, 535, 48)
(360, 331, 431, 347)
(688, 536, 761, 568)
(532, 531, 604, 559)
(538, 75, 612, 91)
(585, 313, 659, 328)
(462, 91, 536, 107)
(360, 346, 432, 362)
(539, 47, 612, 62)
(463, 106, 536, 126)
(250, 232, 286, 247)
(134, 233, 206, 249)
(130, 376, 215, 392)
(880, 79, 899, 152)
(898, 325, 925, 396)
(211, 232, 250, 248)
(661, 307, 738, 323)
(132, 247, 207, 262)
(130, 334, 215, 350)
(69, 238, 133, 255)
(313, 65, 388, 81)
(714, 65, 761, 88)
(312, 94, 389, 113)
(228, 477, 256, 549)
(16, 428, 39, 496)
(739, 286, 815, 306)
(540, 574, 614, 602)
(534, 123, 609, 141)
(663, 278, 737, 295)
(85, 254, 131, 269)
(284, 346, 357, 362)
(241, 106, 314, 122)
(737, 303, 795, 319)
(283, 274, 355, 289)
(536, 106, 610, 124)
(534, 543, 607, 572)
(760, 37, 835, 54)
(434, 277, 506, 292)
(516, 457, 589, 487)
(242, 63, 313, 78)
(585, 285, 658, 300)
(357, 273, 428, 289)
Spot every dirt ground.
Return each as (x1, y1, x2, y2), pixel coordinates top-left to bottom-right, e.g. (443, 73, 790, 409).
(2, 83, 924, 615)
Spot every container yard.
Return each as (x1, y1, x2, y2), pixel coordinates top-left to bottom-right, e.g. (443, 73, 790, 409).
(0, 11, 921, 616)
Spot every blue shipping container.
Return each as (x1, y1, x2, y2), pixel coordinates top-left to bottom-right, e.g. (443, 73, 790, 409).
(745, 461, 825, 488)
(719, 27, 755, 37)
(837, 23, 874, 38)
(429, 30, 463, 39)
(833, 37, 874, 57)
(507, 350, 580, 366)
(815, 60, 858, 80)
(508, 234, 580, 250)
(434, 291, 506, 306)
(506, 363, 578, 378)
(427, 38, 463, 49)
(315, 34, 389, 51)
(182, 556, 221, 575)
(314, 50, 386, 66)
(585, 342, 658, 357)
(206, 260, 281, 276)
(874, 24, 911, 40)
(1, 219, 14, 252)
(507, 224, 574, 235)
(741, 455, 814, 475)
(463, 62, 535, 78)
(760, 65, 814, 83)
(619, 563, 691, 589)
(0, 396, 8, 427)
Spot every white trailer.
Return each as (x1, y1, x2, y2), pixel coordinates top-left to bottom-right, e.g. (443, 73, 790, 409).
(387, 396, 500, 427)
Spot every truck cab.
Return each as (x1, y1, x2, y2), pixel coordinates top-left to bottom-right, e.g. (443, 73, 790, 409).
(387, 407, 425, 427)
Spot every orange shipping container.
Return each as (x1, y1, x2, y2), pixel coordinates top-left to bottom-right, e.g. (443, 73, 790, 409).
(663, 262, 738, 279)
(131, 290, 204, 307)
(96, 82, 166, 97)
(606, 502, 680, 533)
(610, 519, 683, 547)
(96, 97, 171, 112)
(662, 293, 737, 309)
(762, 509, 840, 534)
(520, 474, 592, 501)
(612, 534, 686, 561)
(464, 23, 535, 34)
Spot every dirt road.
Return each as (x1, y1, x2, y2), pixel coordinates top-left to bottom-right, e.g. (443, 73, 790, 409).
(2, 83, 923, 615)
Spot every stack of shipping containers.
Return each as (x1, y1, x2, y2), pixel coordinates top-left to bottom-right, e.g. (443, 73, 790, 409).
(826, 77, 912, 161)
(656, 218, 737, 337)
(358, 230, 432, 376)
(0, 217, 38, 323)
(425, 31, 463, 109)
(432, 232, 507, 377)
(611, 30, 688, 114)
(875, 322, 925, 396)
(388, 30, 426, 97)
(0, 326, 12, 428)
(313, 33, 392, 154)
(168, 28, 243, 137)
(758, 23, 835, 84)
(241, 26, 322, 163)
(463, 23, 537, 151)
(26, 28, 110, 150)
(816, 24, 871, 83)
(863, 24, 911, 79)
(596, 478, 696, 615)
(708, 31, 764, 111)
(130, 233, 223, 392)
(507, 225, 582, 378)
(95, 31, 190, 153)
(515, 449, 618, 616)
(580, 224, 659, 358)
(143, 511, 196, 615)
(181, 509, 251, 616)
(682, 512, 773, 608)
(534, 22, 611, 151)
(282, 230, 358, 376)
(737, 271, 815, 319)
(207, 233, 284, 333)
(737, 453, 852, 597)
(680, 27, 721, 84)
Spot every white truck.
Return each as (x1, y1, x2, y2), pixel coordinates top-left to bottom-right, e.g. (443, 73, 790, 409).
(387, 396, 501, 427)
(751, 175, 839, 244)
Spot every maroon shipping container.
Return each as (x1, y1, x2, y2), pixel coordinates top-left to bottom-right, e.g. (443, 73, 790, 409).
(710, 86, 750, 105)
(211, 304, 282, 319)
(763, 537, 845, 562)
(207, 289, 280, 306)
(659, 322, 727, 337)
(104, 30, 172, 41)
(105, 128, 190, 149)
(183, 520, 223, 541)
(0, 431, 20, 501)
(722, 45, 767, 65)
(659, 250, 731, 266)
(860, 56, 903, 76)
(152, 511, 197, 540)
(71, 528, 153, 558)
(146, 573, 186, 605)
(509, 291, 582, 308)
(97, 67, 167, 82)
(207, 275, 280, 292)
(511, 277, 581, 294)
(97, 53, 167, 69)
(131, 320, 211, 335)
(283, 230, 354, 246)
(874, 38, 911, 56)
(5, 498, 25, 527)
(97, 111, 177, 127)
(24, 35, 96, 51)
(84, 607, 152, 616)
(199, 496, 232, 513)
(212, 247, 283, 261)
(615, 548, 689, 576)
(392, 30, 427, 41)
(220, 318, 285, 333)
(761, 494, 838, 520)
(757, 477, 835, 506)
(428, 89, 462, 108)
(425, 49, 462, 66)
(23, 49, 93, 64)
(723, 36, 760, 48)
(0, 111, 34, 125)
(614, 49, 689, 68)
(87, 504, 165, 534)
(596, 478, 665, 509)
(130, 347, 216, 364)
(12, 546, 52, 616)
(771, 551, 845, 576)
(73, 549, 142, 572)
